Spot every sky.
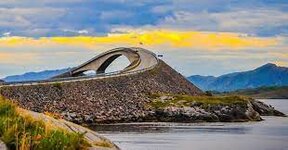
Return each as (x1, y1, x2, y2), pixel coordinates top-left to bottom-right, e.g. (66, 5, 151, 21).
(0, 0, 287, 78)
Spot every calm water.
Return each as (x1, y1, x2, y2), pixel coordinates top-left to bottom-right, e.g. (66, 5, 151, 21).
(93, 99, 288, 150)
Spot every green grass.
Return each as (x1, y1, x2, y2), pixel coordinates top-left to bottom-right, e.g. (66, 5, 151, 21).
(225, 86, 288, 99)
(149, 94, 250, 109)
(0, 96, 90, 150)
(52, 82, 63, 89)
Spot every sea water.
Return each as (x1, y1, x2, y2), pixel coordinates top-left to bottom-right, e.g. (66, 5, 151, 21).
(92, 99, 288, 150)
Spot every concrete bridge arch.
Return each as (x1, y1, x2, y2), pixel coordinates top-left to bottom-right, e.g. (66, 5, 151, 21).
(53, 47, 157, 78)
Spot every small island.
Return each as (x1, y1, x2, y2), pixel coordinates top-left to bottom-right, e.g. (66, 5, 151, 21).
(142, 94, 285, 122)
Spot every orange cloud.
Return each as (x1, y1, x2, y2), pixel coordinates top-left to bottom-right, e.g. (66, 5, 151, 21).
(0, 30, 281, 50)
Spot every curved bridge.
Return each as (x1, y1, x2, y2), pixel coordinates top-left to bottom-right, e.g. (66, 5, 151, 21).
(53, 47, 158, 78)
(1, 47, 159, 86)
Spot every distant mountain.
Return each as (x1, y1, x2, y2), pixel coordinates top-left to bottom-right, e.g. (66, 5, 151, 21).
(188, 63, 288, 92)
(3, 68, 70, 82)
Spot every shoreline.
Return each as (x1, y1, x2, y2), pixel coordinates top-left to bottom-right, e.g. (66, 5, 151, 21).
(70, 95, 286, 125)
(93, 112, 288, 150)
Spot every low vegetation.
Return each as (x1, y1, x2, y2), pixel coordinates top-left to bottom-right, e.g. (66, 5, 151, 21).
(149, 94, 250, 109)
(224, 86, 288, 99)
(0, 96, 90, 150)
(52, 82, 62, 89)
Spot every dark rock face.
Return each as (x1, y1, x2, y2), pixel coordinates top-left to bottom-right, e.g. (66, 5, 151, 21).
(143, 101, 262, 123)
(145, 107, 219, 122)
(0, 60, 203, 124)
(250, 100, 286, 116)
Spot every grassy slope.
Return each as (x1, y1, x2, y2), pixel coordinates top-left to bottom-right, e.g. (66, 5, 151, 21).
(0, 96, 90, 150)
(225, 86, 288, 99)
(149, 94, 249, 109)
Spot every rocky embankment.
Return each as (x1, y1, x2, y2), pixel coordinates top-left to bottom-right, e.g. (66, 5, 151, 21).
(0, 60, 203, 124)
(141, 95, 286, 122)
(0, 60, 285, 124)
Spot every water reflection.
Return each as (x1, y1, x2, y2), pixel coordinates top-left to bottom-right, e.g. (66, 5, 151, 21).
(92, 123, 252, 134)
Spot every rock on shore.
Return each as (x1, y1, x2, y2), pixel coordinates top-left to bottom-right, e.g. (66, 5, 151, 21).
(20, 109, 120, 150)
(56, 95, 286, 124)
(250, 100, 286, 116)
(140, 95, 285, 123)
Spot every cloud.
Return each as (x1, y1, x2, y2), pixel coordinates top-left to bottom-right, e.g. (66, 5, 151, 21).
(0, 0, 287, 78)
(0, 30, 286, 78)
(0, 40, 96, 77)
(0, 0, 287, 37)
(0, 7, 67, 36)
(158, 9, 288, 36)
(0, 30, 280, 51)
(0, 0, 83, 6)
(158, 45, 288, 76)
(99, 10, 134, 22)
(0, 52, 39, 65)
(63, 29, 89, 35)
(0, 0, 169, 37)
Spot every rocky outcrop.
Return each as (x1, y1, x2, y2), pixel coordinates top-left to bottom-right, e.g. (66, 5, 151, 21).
(20, 109, 120, 150)
(146, 106, 219, 122)
(142, 96, 263, 122)
(250, 100, 286, 116)
(0, 60, 203, 124)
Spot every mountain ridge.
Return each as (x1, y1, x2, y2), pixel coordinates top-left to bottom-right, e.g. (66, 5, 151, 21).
(3, 68, 70, 82)
(188, 63, 288, 92)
